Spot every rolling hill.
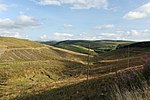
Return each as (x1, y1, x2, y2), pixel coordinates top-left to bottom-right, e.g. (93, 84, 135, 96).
(41, 40, 132, 54)
(13, 41, 150, 100)
(1, 37, 150, 100)
(0, 36, 44, 48)
(118, 41, 150, 48)
(0, 37, 89, 100)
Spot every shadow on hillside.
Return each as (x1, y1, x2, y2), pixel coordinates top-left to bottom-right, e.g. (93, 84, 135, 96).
(58, 59, 88, 77)
(14, 77, 115, 100)
(14, 70, 149, 100)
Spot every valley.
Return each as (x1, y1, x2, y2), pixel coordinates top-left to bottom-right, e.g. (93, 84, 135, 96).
(0, 36, 150, 100)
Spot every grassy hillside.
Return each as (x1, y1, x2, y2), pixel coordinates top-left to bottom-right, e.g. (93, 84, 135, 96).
(0, 36, 44, 48)
(55, 44, 95, 54)
(12, 42, 150, 100)
(118, 41, 150, 48)
(1, 37, 150, 100)
(0, 37, 89, 100)
(41, 40, 132, 54)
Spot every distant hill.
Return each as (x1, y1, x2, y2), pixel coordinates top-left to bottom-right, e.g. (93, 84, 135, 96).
(118, 41, 150, 48)
(40, 40, 58, 46)
(41, 40, 132, 54)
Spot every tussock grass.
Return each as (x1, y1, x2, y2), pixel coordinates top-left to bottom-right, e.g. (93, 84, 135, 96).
(13, 68, 150, 100)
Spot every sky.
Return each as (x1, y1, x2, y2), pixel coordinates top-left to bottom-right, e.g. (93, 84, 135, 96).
(0, 0, 150, 41)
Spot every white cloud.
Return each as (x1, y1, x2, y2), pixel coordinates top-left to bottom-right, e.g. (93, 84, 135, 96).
(40, 32, 75, 40)
(19, 11, 25, 14)
(35, 0, 108, 9)
(79, 32, 97, 40)
(0, 15, 40, 30)
(0, 3, 8, 12)
(124, 11, 147, 20)
(39, 29, 150, 41)
(0, 30, 21, 38)
(95, 24, 115, 30)
(99, 30, 150, 41)
(147, 21, 150, 23)
(37, 0, 61, 5)
(54, 32, 74, 37)
(0, 15, 40, 39)
(124, 2, 150, 20)
(64, 24, 74, 28)
(99, 32, 121, 40)
(40, 34, 48, 39)
(46, 32, 97, 40)
(16, 15, 40, 28)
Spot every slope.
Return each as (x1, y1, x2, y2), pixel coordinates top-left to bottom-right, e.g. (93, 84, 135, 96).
(41, 40, 132, 54)
(0, 37, 89, 100)
(12, 41, 150, 100)
(0, 36, 44, 48)
(1, 38, 150, 100)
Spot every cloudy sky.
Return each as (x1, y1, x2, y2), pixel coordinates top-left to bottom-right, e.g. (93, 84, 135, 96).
(0, 0, 150, 41)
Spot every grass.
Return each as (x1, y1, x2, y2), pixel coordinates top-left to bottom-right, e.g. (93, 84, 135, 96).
(12, 70, 150, 100)
(1, 59, 88, 100)
(0, 36, 44, 48)
(56, 44, 96, 55)
(1, 37, 150, 100)
(41, 40, 131, 54)
(0, 37, 90, 100)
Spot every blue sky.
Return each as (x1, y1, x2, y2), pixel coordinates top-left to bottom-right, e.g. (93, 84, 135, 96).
(0, 0, 150, 41)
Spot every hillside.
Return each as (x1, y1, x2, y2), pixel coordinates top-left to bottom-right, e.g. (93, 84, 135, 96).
(0, 37, 89, 100)
(118, 41, 150, 48)
(1, 37, 150, 100)
(41, 40, 132, 54)
(0, 36, 44, 48)
(12, 40, 150, 100)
